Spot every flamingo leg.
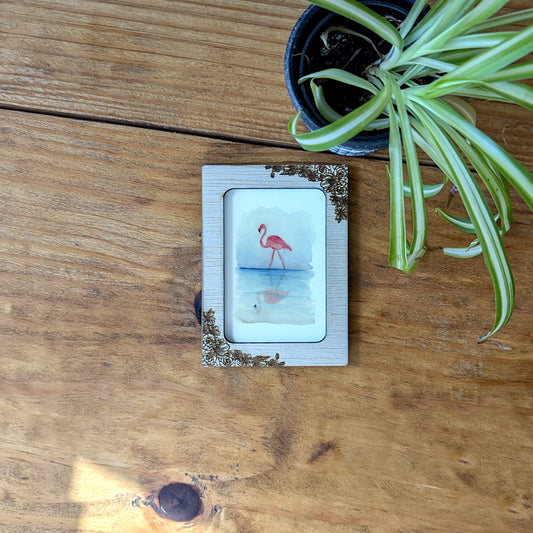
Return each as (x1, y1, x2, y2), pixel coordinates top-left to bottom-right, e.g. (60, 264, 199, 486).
(268, 250, 275, 268)
(278, 250, 286, 270)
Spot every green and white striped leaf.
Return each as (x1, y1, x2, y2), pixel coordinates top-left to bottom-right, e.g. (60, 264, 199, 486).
(414, 97, 533, 211)
(420, 78, 533, 104)
(398, 0, 429, 38)
(389, 78, 426, 267)
(467, 8, 533, 33)
(309, 0, 402, 49)
(440, 121, 513, 233)
(299, 68, 379, 95)
(484, 61, 533, 83)
(409, 98, 515, 342)
(386, 95, 408, 271)
(441, 95, 477, 125)
(427, 24, 533, 87)
(436, 209, 478, 234)
(480, 81, 533, 111)
(441, 31, 517, 52)
(309, 81, 342, 122)
(436, 208, 501, 234)
(417, 0, 513, 56)
(443, 242, 483, 258)
(403, 181, 446, 199)
(401, 0, 509, 63)
(404, 0, 477, 48)
(288, 83, 391, 151)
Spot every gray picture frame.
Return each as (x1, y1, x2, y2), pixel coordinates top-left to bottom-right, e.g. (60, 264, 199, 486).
(202, 164, 348, 367)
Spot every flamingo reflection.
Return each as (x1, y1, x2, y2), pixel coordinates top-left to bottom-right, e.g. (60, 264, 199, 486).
(253, 271, 289, 314)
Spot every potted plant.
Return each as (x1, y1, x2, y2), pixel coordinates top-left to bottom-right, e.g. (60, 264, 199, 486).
(286, 0, 533, 341)
(285, 0, 423, 155)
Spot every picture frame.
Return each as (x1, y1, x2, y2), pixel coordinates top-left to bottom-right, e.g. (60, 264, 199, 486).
(202, 164, 348, 367)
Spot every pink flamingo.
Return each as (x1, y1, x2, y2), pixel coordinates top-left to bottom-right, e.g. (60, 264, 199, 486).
(258, 223, 292, 269)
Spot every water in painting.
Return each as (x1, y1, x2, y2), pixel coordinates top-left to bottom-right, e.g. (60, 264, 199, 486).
(234, 268, 315, 326)
(224, 188, 326, 343)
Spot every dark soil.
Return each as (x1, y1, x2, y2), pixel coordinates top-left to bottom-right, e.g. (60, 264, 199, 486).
(302, 8, 405, 116)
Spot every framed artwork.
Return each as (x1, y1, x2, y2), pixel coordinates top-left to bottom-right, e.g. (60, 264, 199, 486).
(202, 164, 348, 367)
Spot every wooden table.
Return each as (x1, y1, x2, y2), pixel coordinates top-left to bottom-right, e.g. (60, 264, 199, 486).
(0, 1, 532, 531)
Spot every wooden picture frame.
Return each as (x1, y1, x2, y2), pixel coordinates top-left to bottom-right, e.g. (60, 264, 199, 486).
(202, 164, 348, 367)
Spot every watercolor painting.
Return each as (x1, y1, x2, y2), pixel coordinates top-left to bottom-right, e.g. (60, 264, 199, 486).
(224, 188, 326, 343)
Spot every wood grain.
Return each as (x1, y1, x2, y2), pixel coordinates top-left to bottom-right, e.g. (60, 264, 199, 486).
(0, 0, 532, 166)
(0, 110, 532, 532)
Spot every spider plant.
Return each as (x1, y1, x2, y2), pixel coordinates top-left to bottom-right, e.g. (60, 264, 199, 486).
(288, 0, 533, 341)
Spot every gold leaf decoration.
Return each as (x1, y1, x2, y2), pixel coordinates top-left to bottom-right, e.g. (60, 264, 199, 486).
(266, 164, 348, 222)
(202, 309, 285, 367)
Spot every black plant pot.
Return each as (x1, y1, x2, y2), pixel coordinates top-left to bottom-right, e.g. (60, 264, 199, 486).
(284, 0, 417, 156)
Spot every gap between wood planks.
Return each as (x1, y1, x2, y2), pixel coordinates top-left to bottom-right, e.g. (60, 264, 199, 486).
(0, 102, 442, 169)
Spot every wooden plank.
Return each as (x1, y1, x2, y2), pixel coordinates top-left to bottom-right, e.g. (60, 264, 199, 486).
(0, 0, 532, 166)
(0, 0, 299, 145)
(0, 109, 532, 532)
